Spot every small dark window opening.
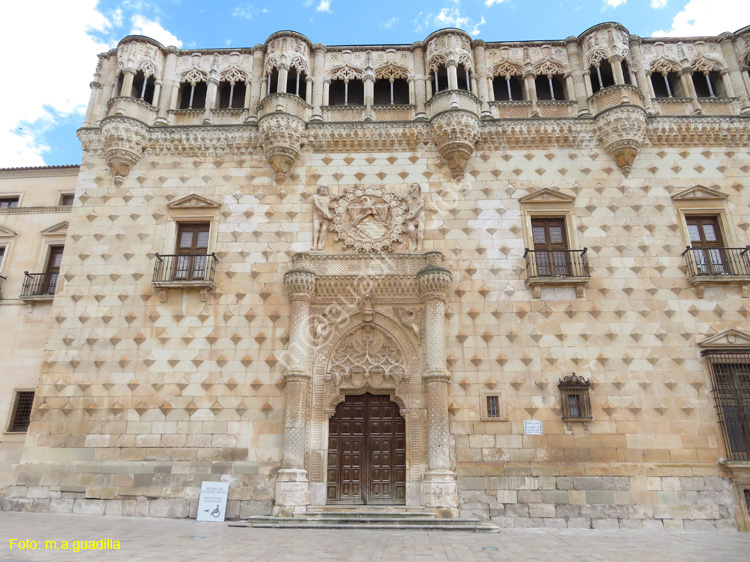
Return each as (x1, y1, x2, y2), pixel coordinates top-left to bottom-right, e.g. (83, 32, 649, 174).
(0, 197, 19, 209)
(329, 79, 364, 106)
(114, 72, 124, 97)
(535, 75, 566, 101)
(132, 71, 156, 104)
(590, 62, 615, 94)
(493, 76, 524, 101)
(286, 70, 308, 99)
(486, 395, 500, 418)
(219, 81, 247, 108)
(179, 82, 207, 109)
(433, 65, 449, 94)
(457, 64, 471, 91)
(559, 374, 593, 420)
(374, 78, 409, 104)
(8, 391, 35, 432)
(0, 246, 5, 268)
(267, 68, 279, 95)
(60, 194, 75, 206)
(651, 72, 682, 98)
(744, 489, 750, 517)
(621, 60, 634, 86)
(693, 71, 725, 98)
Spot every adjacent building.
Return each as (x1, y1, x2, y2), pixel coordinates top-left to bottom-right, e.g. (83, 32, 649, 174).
(2, 21, 750, 530)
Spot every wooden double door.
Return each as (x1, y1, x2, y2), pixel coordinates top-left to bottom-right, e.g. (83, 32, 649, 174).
(326, 394, 406, 505)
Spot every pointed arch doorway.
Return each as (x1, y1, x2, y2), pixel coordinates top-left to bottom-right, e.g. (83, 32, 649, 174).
(326, 393, 406, 505)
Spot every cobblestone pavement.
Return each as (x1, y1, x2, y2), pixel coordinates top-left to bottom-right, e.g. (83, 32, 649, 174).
(1, 512, 749, 561)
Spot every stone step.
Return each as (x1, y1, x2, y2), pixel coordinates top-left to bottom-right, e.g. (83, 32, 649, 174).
(299, 511, 436, 519)
(234, 515, 499, 532)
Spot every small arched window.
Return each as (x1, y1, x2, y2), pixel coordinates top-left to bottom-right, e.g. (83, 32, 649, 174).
(650, 71, 682, 98)
(285, 68, 308, 99)
(456, 64, 471, 91)
(590, 61, 615, 94)
(535, 74, 566, 101)
(218, 81, 246, 108)
(114, 72, 125, 97)
(266, 68, 279, 95)
(179, 81, 208, 109)
(621, 60, 635, 86)
(693, 71, 725, 98)
(329, 79, 364, 106)
(433, 65, 449, 94)
(132, 71, 156, 104)
(492, 75, 524, 101)
(374, 78, 409, 104)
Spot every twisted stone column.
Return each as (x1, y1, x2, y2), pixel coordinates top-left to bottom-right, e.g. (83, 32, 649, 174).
(157, 47, 179, 124)
(274, 268, 316, 515)
(565, 37, 589, 116)
(412, 42, 428, 119)
(472, 40, 492, 118)
(418, 263, 457, 515)
(718, 33, 750, 114)
(311, 44, 326, 121)
(629, 36, 654, 113)
(246, 46, 265, 122)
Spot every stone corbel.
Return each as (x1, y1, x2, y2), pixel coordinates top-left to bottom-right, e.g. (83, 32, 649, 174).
(430, 110, 479, 180)
(105, 147, 141, 186)
(101, 117, 147, 186)
(595, 105, 647, 177)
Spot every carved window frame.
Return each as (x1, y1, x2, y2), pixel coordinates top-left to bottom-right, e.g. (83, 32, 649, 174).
(0, 226, 17, 279)
(558, 374, 593, 423)
(480, 390, 507, 421)
(163, 195, 221, 257)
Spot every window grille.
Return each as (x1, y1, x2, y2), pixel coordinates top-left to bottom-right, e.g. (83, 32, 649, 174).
(8, 391, 34, 432)
(486, 395, 500, 418)
(558, 374, 592, 420)
(703, 350, 750, 461)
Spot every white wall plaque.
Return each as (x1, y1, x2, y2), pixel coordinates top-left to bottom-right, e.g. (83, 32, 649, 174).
(524, 420, 543, 435)
(196, 481, 229, 522)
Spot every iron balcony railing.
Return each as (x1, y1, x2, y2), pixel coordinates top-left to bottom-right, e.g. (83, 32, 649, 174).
(21, 272, 58, 298)
(682, 246, 750, 278)
(524, 248, 590, 279)
(153, 253, 217, 284)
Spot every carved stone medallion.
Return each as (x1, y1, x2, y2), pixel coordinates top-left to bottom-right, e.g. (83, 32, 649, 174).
(330, 185, 409, 252)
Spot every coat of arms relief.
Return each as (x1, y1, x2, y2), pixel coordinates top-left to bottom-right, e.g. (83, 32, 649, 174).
(312, 184, 425, 253)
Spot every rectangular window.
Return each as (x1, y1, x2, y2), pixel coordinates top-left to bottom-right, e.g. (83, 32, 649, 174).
(43, 245, 64, 295)
(0, 197, 19, 209)
(559, 374, 593, 421)
(0, 246, 5, 268)
(60, 194, 75, 206)
(686, 216, 727, 275)
(531, 218, 569, 276)
(8, 391, 34, 432)
(174, 223, 210, 281)
(704, 352, 750, 461)
(486, 395, 500, 418)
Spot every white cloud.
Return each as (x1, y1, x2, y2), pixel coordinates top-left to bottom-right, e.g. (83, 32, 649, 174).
(304, 0, 312, 6)
(382, 17, 398, 29)
(651, 0, 667, 8)
(233, 4, 254, 19)
(484, 0, 507, 5)
(130, 14, 182, 47)
(0, 0, 111, 167)
(415, 2, 486, 36)
(653, 0, 750, 36)
(316, 0, 331, 12)
(603, 0, 626, 7)
(469, 16, 486, 36)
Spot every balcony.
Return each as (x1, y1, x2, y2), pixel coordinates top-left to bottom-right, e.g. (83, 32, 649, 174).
(259, 93, 311, 121)
(682, 246, 750, 297)
(152, 253, 218, 300)
(107, 96, 158, 124)
(20, 272, 58, 301)
(426, 89, 481, 118)
(524, 248, 590, 298)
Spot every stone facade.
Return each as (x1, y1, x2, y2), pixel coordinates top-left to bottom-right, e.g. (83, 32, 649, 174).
(2, 22, 750, 530)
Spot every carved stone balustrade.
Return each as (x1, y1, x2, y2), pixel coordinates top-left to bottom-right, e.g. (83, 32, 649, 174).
(106, 96, 158, 124)
(259, 93, 312, 121)
(589, 84, 646, 116)
(595, 105, 647, 177)
(426, 89, 481, 118)
(428, 91, 481, 180)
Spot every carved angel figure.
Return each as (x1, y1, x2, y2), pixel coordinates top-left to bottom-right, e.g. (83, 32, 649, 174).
(405, 183, 425, 252)
(312, 185, 334, 251)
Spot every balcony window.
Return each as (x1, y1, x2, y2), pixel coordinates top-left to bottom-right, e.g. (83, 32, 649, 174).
(218, 81, 247, 108)
(374, 78, 409, 105)
(651, 71, 683, 98)
(179, 82, 207, 109)
(432, 65, 449, 94)
(153, 222, 217, 289)
(132, 70, 156, 104)
(21, 245, 63, 298)
(285, 69, 308, 100)
(535, 74, 566, 101)
(492, 75, 524, 101)
(621, 59, 635, 86)
(590, 61, 614, 94)
(329, 79, 364, 106)
(693, 71, 726, 98)
(456, 64, 471, 91)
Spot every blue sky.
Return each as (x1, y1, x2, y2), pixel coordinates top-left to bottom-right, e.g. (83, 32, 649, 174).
(1, 0, 749, 168)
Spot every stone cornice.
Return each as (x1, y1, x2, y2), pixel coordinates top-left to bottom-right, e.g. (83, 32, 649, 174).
(0, 166, 79, 179)
(0, 206, 73, 215)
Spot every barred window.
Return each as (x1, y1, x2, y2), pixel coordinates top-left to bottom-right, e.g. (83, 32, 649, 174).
(486, 395, 500, 418)
(8, 391, 34, 432)
(704, 351, 750, 461)
(559, 374, 592, 421)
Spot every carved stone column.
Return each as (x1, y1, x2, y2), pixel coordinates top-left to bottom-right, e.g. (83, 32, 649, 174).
(311, 44, 326, 121)
(524, 72, 540, 117)
(412, 42, 428, 119)
(121, 69, 135, 98)
(472, 40, 492, 119)
(565, 36, 589, 116)
(417, 263, 457, 515)
(719, 33, 750, 114)
(203, 77, 218, 123)
(277, 64, 289, 94)
(246, 46, 265, 122)
(679, 69, 702, 114)
(629, 36, 654, 113)
(611, 55, 625, 85)
(447, 62, 459, 91)
(83, 77, 102, 127)
(274, 268, 316, 515)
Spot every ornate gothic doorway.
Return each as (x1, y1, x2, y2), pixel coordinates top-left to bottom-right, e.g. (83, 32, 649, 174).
(326, 394, 406, 505)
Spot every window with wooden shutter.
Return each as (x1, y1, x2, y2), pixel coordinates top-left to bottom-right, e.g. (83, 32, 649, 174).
(686, 216, 726, 274)
(42, 246, 63, 295)
(175, 223, 210, 280)
(531, 218, 569, 276)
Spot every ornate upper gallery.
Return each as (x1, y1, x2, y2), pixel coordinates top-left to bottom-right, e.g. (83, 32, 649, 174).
(83, 23, 750, 181)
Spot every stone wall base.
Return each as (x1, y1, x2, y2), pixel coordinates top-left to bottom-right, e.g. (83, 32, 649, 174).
(457, 474, 737, 530)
